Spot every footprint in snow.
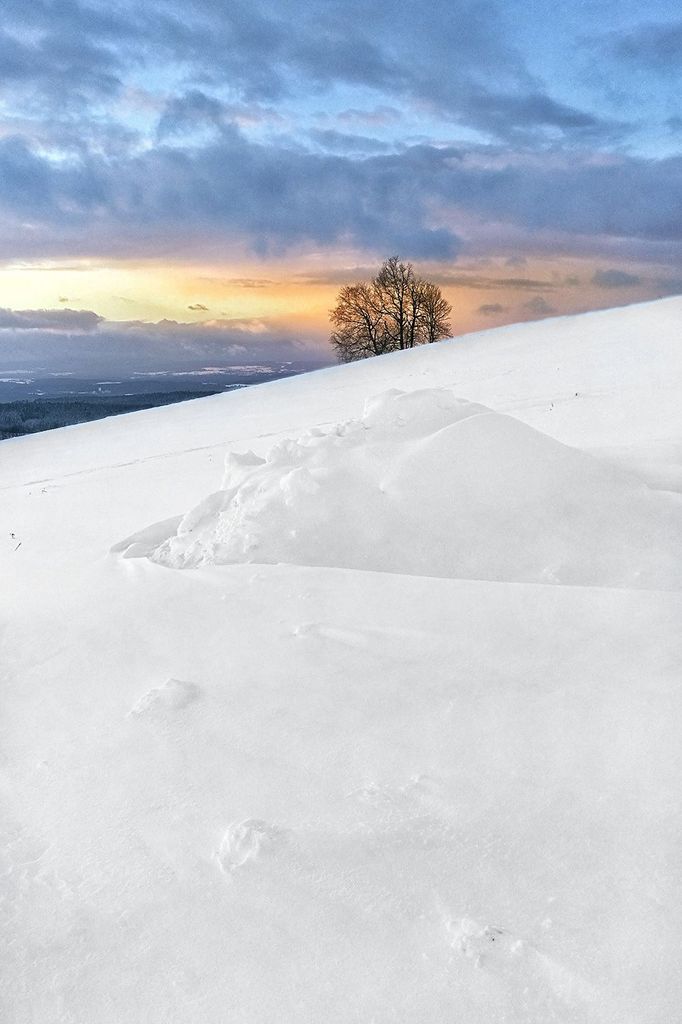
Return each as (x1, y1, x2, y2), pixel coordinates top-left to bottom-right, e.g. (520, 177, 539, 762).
(215, 819, 289, 876)
(292, 621, 370, 648)
(448, 916, 515, 969)
(445, 915, 598, 1010)
(129, 678, 201, 717)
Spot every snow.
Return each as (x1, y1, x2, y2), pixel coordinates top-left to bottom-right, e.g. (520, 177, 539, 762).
(117, 386, 680, 589)
(1, 298, 681, 1023)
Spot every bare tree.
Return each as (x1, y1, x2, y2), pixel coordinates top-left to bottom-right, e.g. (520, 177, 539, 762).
(375, 256, 415, 351)
(419, 280, 453, 345)
(330, 283, 387, 363)
(329, 257, 452, 362)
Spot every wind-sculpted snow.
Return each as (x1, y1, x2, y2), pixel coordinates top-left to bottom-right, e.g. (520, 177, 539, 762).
(119, 387, 682, 589)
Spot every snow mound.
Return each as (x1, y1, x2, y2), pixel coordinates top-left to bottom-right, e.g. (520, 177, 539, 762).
(118, 387, 682, 589)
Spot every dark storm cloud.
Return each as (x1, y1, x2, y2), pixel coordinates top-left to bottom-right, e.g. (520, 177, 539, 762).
(592, 269, 642, 288)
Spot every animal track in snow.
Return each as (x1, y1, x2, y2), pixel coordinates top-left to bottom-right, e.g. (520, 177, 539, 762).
(129, 678, 201, 717)
(215, 819, 289, 876)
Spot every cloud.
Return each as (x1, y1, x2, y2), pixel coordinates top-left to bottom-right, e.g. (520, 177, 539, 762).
(156, 90, 229, 140)
(188, 303, 210, 311)
(478, 303, 506, 315)
(608, 20, 682, 71)
(0, 0, 626, 148)
(592, 268, 642, 288)
(434, 273, 558, 290)
(309, 130, 391, 154)
(522, 296, 555, 316)
(293, 266, 378, 286)
(456, 90, 629, 144)
(0, 307, 103, 331)
(0, 23, 124, 106)
(0, 133, 466, 261)
(223, 278, 275, 288)
(0, 0, 676, 305)
(198, 277, 277, 289)
(1, 117, 681, 266)
(655, 276, 682, 295)
(0, 309, 326, 373)
(337, 107, 402, 127)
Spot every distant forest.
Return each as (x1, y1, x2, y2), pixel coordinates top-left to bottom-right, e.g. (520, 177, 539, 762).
(0, 391, 219, 440)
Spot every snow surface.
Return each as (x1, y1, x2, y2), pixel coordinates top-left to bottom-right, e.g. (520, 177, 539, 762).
(1, 298, 681, 1023)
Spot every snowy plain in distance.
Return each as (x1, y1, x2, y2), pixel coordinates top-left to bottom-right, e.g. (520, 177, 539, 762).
(1, 297, 681, 1023)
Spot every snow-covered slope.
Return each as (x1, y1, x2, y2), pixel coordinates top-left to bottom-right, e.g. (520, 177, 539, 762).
(1, 299, 681, 1023)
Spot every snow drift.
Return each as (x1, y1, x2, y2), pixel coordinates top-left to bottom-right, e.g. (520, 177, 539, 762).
(117, 387, 682, 589)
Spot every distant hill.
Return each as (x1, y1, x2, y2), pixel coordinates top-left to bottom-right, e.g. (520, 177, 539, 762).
(0, 391, 219, 440)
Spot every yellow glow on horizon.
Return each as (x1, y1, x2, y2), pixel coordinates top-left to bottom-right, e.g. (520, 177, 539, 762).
(0, 260, 339, 329)
(0, 255, 661, 345)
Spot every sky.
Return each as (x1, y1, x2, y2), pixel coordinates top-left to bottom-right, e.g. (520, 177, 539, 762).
(0, 0, 681, 372)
